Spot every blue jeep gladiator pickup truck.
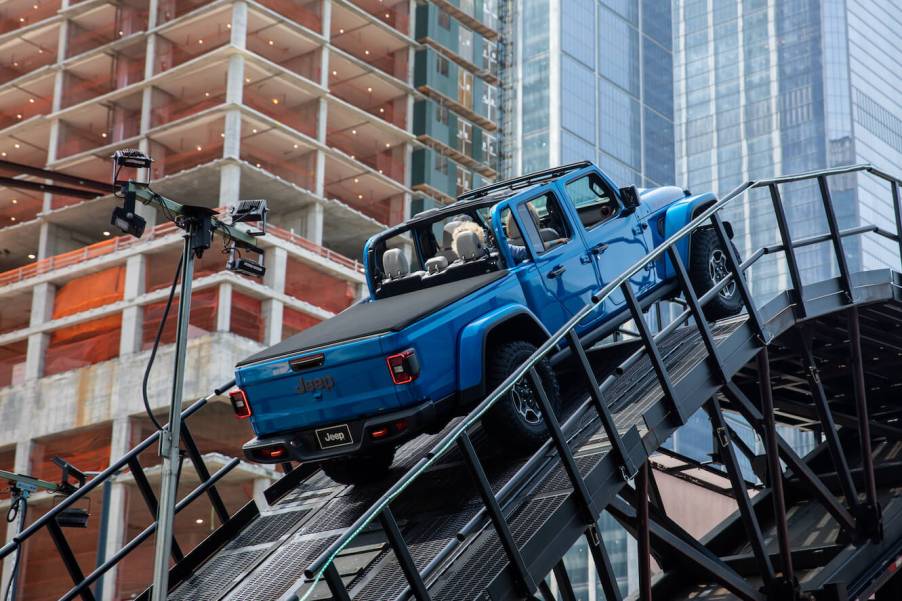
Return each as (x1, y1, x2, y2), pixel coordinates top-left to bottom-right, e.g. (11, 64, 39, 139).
(231, 161, 740, 484)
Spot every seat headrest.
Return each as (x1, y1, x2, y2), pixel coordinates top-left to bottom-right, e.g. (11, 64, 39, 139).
(453, 230, 483, 261)
(425, 256, 449, 274)
(382, 248, 409, 279)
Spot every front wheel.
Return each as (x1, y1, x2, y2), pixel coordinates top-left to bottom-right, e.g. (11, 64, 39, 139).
(483, 340, 560, 454)
(321, 447, 395, 485)
(689, 227, 743, 321)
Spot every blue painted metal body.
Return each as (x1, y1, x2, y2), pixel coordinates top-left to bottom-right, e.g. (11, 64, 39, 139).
(235, 163, 719, 451)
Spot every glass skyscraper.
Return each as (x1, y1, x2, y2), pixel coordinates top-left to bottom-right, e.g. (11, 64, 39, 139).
(506, 0, 675, 189)
(673, 0, 902, 302)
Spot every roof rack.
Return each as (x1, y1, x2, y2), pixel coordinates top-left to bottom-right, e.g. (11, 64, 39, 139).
(456, 160, 593, 202)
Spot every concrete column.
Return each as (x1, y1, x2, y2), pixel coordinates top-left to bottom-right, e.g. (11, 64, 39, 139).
(262, 300, 284, 345)
(216, 283, 233, 332)
(119, 255, 147, 355)
(316, 97, 328, 143)
(321, 0, 332, 39)
(219, 162, 242, 207)
(225, 54, 245, 105)
(100, 416, 132, 600)
(25, 282, 55, 381)
(231, 1, 248, 49)
(0, 441, 33, 594)
(262, 247, 287, 344)
(304, 204, 324, 245)
(314, 150, 326, 197)
(264, 247, 287, 293)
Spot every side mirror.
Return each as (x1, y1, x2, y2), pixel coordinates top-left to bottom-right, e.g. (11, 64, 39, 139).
(619, 185, 641, 215)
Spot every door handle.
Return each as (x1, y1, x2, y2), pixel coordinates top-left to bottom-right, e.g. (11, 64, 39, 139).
(591, 243, 609, 255)
(547, 264, 567, 279)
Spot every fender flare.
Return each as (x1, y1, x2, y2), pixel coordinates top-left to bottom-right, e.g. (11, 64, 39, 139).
(661, 192, 722, 280)
(457, 305, 550, 398)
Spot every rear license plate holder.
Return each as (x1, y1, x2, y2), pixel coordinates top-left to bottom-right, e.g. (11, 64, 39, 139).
(315, 424, 353, 449)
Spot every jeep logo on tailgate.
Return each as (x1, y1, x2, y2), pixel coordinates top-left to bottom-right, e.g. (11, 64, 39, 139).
(315, 424, 353, 449)
(297, 374, 335, 394)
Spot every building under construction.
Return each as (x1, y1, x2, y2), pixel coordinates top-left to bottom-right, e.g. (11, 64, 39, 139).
(0, 0, 499, 598)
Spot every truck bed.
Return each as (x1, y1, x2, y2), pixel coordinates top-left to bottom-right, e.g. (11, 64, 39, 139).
(237, 270, 508, 367)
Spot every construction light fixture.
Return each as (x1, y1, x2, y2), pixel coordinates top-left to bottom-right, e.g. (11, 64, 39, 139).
(56, 507, 89, 528)
(110, 149, 153, 238)
(227, 248, 266, 277)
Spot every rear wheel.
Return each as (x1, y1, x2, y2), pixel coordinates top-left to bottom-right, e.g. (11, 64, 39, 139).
(483, 340, 560, 454)
(689, 227, 743, 321)
(321, 447, 395, 485)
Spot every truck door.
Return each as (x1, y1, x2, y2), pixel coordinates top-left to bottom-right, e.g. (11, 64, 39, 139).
(512, 190, 601, 333)
(561, 171, 652, 320)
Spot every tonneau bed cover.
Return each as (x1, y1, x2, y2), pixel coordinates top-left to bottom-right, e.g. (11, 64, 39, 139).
(236, 270, 508, 367)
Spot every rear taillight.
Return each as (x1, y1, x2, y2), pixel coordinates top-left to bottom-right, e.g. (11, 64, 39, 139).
(386, 349, 420, 385)
(229, 388, 252, 419)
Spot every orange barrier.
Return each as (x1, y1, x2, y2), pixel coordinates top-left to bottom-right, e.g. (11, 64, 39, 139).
(283, 306, 320, 338)
(44, 318, 121, 376)
(285, 257, 356, 314)
(141, 286, 217, 348)
(0, 341, 26, 388)
(231, 291, 262, 341)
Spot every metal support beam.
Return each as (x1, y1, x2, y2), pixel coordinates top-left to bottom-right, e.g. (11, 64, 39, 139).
(47, 521, 96, 601)
(668, 246, 724, 378)
(638, 464, 652, 601)
(552, 561, 578, 601)
(567, 329, 638, 478)
(756, 349, 799, 594)
(847, 307, 883, 540)
(817, 175, 854, 301)
(892, 179, 902, 270)
(180, 426, 230, 525)
(609, 497, 765, 601)
(711, 212, 767, 343)
(723, 381, 858, 536)
(706, 397, 776, 587)
(324, 563, 351, 601)
(585, 525, 623, 601)
(769, 183, 807, 317)
(623, 283, 685, 424)
(379, 507, 431, 600)
(797, 329, 861, 516)
(458, 431, 537, 597)
(530, 367, 597, 522)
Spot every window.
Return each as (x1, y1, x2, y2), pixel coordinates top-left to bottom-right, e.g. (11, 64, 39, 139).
(458, 69, 473, 108)
(565, 173, 618, 229)
(519, 192, 570, 253)
(457, 119, 472, 155)
(438, 9, 451, 29)
(435, 103, 449, 124)
(456, 168, 472, 195)
(434, 152, 448, 174)
(437, 56, 449, 76)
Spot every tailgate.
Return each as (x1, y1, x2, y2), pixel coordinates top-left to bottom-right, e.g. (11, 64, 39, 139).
(236, 335, 402, 437)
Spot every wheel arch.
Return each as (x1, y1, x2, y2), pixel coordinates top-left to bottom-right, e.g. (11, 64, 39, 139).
(457, 306, 550, 403)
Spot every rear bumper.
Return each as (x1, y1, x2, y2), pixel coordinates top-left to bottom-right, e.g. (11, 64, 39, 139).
(242, 396, 451, 464)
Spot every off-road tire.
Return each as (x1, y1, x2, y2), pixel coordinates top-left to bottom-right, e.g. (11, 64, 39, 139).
(483, 340, 561, 454)
(321, 447, 395, 485)
(689, 227, 743, 321)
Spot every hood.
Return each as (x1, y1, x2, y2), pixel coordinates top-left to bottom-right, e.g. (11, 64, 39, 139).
(639, 186, 688, 213)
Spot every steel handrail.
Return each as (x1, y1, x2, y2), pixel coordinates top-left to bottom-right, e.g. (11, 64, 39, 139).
(300, 162, 885, 591)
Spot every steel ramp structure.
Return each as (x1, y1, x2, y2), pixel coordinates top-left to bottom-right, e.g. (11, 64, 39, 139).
(6, 164, 902, 601)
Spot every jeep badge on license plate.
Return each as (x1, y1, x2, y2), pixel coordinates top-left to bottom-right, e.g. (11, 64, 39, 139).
(315, 424, 353, 449)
